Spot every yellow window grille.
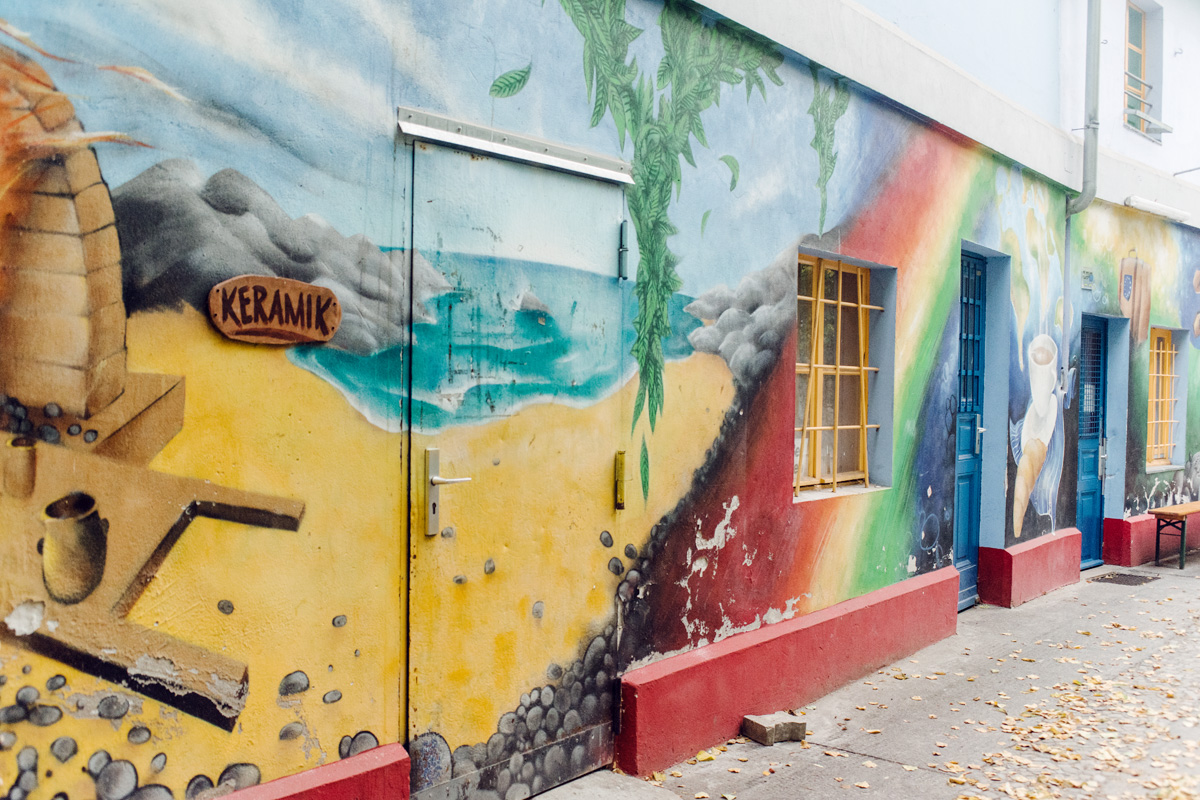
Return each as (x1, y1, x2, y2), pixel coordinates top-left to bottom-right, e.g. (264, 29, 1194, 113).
(795, 256, 882, 493)
(1148, 327, 1177, 465)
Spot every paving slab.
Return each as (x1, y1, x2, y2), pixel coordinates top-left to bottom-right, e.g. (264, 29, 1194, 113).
(539, 768, 679, 799)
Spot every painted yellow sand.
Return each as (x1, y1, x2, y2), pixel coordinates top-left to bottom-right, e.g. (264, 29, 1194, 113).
(1, 303, 734, 792)
(408, 350, 734, 753)
(1, 305, 403, 794)
(408, 352, 734, 749)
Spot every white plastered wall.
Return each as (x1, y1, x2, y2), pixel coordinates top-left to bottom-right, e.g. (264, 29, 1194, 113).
(699, 0, 1200, 228)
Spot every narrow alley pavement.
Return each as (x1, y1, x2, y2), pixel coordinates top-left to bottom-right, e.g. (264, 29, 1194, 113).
(549, 558, 1200, 800)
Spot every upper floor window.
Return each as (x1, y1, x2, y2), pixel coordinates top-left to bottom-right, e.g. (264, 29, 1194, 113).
(1125, 1, 1169, 139)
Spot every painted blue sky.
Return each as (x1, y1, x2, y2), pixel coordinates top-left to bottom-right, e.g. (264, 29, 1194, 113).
(19, 0, 904, 295)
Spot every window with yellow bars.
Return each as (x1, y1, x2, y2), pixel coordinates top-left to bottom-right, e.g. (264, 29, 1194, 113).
(1148, 327, 1178, 465)
(794, 256, 881, 493)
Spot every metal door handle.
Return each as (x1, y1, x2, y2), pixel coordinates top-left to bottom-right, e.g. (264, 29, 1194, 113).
(975, 414, 987, 455)
(431, 476, 472, 486)
(426, 448, 470, 538)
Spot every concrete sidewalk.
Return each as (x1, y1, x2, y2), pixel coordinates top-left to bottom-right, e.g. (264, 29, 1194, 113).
(548, 558, 1200, 799)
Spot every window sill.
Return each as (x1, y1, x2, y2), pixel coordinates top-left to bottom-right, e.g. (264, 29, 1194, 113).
(1122, 123, 1163, 145)
(1145, 463, 1182, 475)
(793, 483, 890, 504)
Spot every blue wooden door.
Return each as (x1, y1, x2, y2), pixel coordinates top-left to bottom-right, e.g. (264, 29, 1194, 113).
(1077, 316, 1107, 569)
(954, 254, 985, 610)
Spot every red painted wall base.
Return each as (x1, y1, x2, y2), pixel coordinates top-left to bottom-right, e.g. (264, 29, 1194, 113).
(230, 744, 410, 800)
(613, 566, 959, 777)
(1102, 514, 1200, 567)
(977, 528, 1081, 608)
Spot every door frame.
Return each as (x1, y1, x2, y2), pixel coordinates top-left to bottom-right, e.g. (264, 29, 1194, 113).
(1094, 315, 1131, 545)
(403, 136, 631, 799)
(953, 243, 1011, 609)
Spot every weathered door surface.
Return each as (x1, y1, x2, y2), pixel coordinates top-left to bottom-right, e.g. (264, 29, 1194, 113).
(954, 254, 986, 610)
(1077, 315, 1107, 569)
(406, 143, 628, 799)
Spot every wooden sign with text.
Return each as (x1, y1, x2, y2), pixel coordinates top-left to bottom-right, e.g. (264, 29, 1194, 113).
(208, 275, 341, 345)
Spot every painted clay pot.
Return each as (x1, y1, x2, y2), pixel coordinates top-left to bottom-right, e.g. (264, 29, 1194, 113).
(3, 436, 36, 499)
(42, 492, 107, 604)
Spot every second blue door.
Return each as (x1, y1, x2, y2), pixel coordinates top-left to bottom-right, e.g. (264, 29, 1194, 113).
(1077, 316, 1107, 568)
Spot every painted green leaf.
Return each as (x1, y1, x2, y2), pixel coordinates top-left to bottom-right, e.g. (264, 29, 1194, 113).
(808, 64, 851, 235)
(701, 209, 712, 236)
(631, 382, 646, 436)
(490, 63, 532, 98)
(719, 155, 739, 191)
(640, 436, 650, 501)
(557, 0, 783, 436)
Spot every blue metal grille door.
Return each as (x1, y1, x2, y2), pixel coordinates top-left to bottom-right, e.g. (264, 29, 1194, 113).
(958, 257, 985, 415)
(954, 254, 986, 610)
(1077, 316, 1107, 568)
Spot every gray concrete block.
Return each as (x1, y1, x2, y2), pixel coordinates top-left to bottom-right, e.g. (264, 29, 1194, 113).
(741, 712, 807, 746)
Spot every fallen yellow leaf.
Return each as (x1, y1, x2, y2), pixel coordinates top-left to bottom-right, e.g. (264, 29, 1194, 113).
(854, 782, 870, 789)
(696, 751, 715, 762)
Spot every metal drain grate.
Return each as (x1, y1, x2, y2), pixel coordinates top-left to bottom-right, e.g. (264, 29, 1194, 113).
(1089, 572, 1161, 586)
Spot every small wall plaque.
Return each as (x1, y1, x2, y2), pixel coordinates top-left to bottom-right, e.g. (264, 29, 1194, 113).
(208, 276, 341, 345)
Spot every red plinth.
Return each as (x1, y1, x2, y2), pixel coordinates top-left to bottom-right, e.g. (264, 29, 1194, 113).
(230, 744, 410, 800)
(978, 527, 1081, 608)
(614, 566, 959, 777)
(1103, 514, 1166, 567)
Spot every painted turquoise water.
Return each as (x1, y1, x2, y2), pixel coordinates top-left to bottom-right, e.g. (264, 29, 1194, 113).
(289, 252, 699, 432)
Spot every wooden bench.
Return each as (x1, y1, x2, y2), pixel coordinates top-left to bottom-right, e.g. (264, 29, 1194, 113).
(1149, 501, 1200, 569)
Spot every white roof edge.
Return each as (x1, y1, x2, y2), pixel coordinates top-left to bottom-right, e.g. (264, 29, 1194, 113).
(698, 0, 1200, 228)
(1097, 148, 1200, 229)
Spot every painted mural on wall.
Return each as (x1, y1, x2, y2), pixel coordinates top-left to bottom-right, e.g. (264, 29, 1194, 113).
(0, 1, 1132, 799)
(0, 23, 404, 800)
(1073, 201, 1200, 515)
(998, 172, 1072, 544)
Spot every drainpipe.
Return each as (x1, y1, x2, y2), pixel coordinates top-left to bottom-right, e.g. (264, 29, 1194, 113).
(1063, 0, 1101, 398)
(1067, 0, 1101, 217)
